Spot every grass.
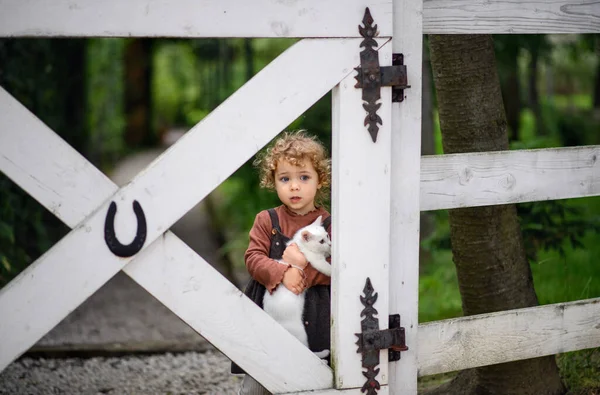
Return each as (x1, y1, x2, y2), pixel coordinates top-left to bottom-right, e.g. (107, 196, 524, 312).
(417, 196, 600, 392)
(558, 348, 600, 394)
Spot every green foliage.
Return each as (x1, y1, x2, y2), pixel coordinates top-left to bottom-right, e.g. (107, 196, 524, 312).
(418, 249, 462, 322)
(153, 41, 202, 126)
(558, 348, 600, 394)
(0, 176, 53, 285)
(530, 197, 600, 305)
(518, 201, 600, 263)
(555, 108, 600, 147)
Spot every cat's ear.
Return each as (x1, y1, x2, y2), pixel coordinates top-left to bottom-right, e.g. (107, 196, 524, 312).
(312, 215, 323, 226)
(301, 230, 310, 242)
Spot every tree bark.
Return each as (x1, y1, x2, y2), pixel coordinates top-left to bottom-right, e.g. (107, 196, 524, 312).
(420, 39, 435, 267)
(244, 38, 255, 81)
(124, 39, 154, 148)
(427, 34, 565, 395)
(593, 35, 600, 110)
(59, 40, 88, 155)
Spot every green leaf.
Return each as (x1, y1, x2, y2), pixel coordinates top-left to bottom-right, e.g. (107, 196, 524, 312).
(1, 256, 11, 272)
(0, 222, 15, 244)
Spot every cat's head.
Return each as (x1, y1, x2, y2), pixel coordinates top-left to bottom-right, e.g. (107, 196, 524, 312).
(300, 216, 331, 255)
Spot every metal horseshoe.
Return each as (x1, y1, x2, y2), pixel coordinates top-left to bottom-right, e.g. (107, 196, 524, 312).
(104, 200, 147, 257)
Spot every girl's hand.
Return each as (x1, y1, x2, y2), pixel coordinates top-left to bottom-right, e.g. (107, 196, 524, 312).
(282, 266, 307, 295)
(283, 243, 308, 269)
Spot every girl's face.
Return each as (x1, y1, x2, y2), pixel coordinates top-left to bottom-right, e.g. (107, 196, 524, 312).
(274, 159, 321, 215)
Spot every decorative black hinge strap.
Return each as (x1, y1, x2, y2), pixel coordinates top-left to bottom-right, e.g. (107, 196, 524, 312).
(355, 278, 408, 394)
(354, 7, 410, 143)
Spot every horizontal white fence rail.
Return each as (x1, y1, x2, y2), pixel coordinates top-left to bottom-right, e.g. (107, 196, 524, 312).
(0, 0, 393, 38)
(421, 146, 600, 211)
(1, 0, 597, 37)
(0, 85, 335, 392)
(423, 0, 600, 34)
(418, 298, 600, 376)
(0, 38, 368, 391)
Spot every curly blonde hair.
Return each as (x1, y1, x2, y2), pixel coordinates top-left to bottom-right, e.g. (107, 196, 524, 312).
(254, 130, 331, 205)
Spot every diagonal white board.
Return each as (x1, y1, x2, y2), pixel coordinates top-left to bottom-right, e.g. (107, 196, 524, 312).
(0, 0, 393, 38)
(0, 38, 361, 389)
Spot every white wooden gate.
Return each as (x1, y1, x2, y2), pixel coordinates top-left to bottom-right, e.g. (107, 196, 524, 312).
(0, 1, 599, 394)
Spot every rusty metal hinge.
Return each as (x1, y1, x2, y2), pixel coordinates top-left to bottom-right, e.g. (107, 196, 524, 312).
(355, 278, 409, 394)
(354, 7, 410, 143)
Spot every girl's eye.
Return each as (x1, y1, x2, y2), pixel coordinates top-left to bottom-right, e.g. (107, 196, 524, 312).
(280, 177, 289, 182)
(300, 175, 310, 181)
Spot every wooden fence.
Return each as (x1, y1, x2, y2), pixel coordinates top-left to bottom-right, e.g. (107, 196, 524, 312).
(0, 0, 598, 394)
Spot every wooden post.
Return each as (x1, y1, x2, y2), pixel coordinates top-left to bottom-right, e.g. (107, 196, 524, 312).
(389, 0, 423, 393)
(331, 37, 393, 389)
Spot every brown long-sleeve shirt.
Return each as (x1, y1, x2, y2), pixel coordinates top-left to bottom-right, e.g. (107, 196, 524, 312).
(244, 205, 331, 292)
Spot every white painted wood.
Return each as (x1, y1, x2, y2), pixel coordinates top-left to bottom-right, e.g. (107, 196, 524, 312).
(0, 0, 393, 38)
(389, 0, 423, 393)
(420, 146, 600, 211)
(2, 0, 597, 37)
(418, 298, 600, 376)
(331, 38, 392, 390)
(0, 88, 333, 392)
(0, 38, 360, 376)
(423, 0, 600, 34)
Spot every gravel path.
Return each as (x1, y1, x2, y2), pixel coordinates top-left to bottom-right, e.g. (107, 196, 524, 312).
(0, 350, 242, 394)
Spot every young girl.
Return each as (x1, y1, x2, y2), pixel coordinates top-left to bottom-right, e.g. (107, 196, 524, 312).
(234, 131, 332, 395)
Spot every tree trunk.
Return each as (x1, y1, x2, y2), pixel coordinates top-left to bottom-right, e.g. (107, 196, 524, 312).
(495, 37, 522, 142)
(124, 39, 154, 148)
(244, 38, 255, 81)
(427, 34, 565, 395)
(503, 55, 521, 141)
(59, 40, 88, 155)
(420, 39, 435, 267)
(594, 35, 600, 110)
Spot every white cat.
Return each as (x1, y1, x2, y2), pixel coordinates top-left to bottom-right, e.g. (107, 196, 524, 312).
(263, 215, 331, 359)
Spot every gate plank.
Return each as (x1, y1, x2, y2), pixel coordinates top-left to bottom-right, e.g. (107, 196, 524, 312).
(0, 86, 334, 392)
(0, 0, 393, 38)
(0, 38, 360, 389)
(418, 298, 600, 376)
(1, 0, 597, 37)
(423, 0, 600, 34)
(420, 146, 600, 211)
(331, 39, 392, 389)
(389, 0, 423, 393)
